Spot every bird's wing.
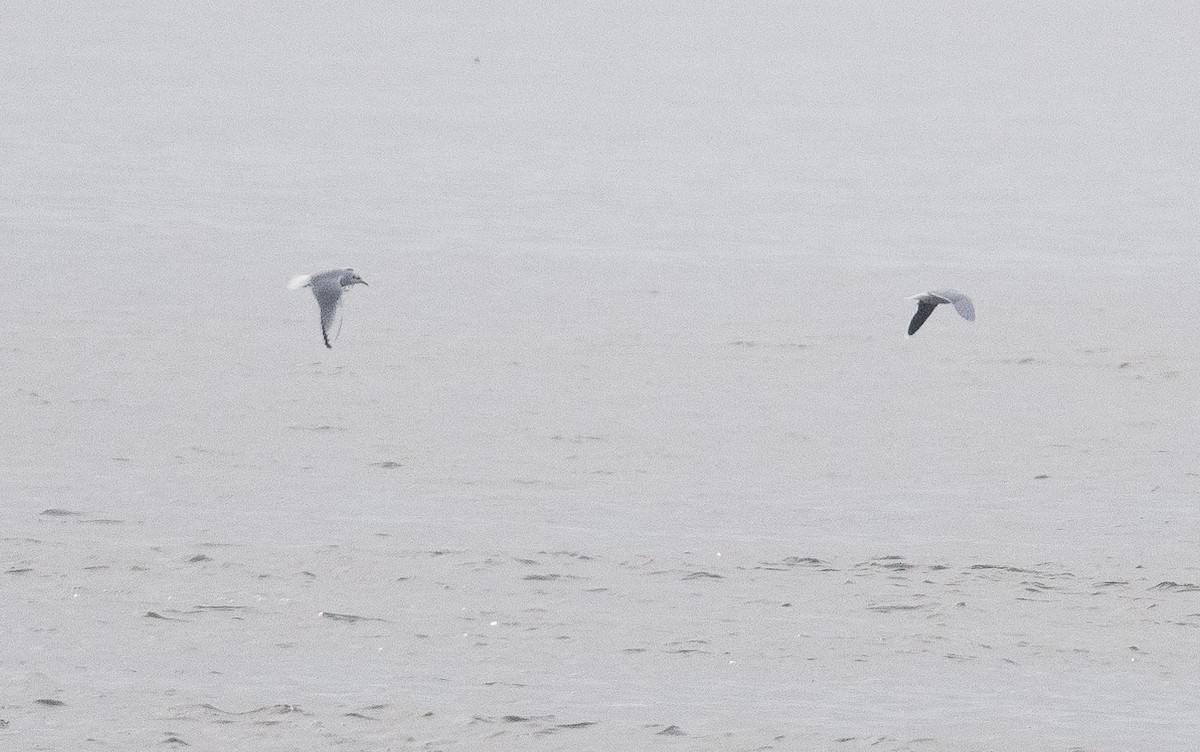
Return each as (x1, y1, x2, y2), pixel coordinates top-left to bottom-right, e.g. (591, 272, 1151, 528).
(951, 295, 975, 321)
(908, 300, 938, 335)
(312, 282, 343, 348)
(287, 274, 312, 290)
(930, 289, 975, 321)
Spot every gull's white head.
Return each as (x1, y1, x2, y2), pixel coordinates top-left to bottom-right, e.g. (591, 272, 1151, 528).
(340, 269, 369, 287)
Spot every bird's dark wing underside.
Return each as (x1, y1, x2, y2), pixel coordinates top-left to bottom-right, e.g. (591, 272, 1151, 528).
(313, 284, 343, 348)
(908, 301, 937, 335)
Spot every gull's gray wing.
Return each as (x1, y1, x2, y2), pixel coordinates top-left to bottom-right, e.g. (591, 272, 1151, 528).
(908, 300, 938, 335)
(311, 279, 344, 348)
(930, 289, 975, 321)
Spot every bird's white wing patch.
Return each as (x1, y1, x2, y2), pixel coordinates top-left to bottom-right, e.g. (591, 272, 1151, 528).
(929, 289, 974, 321)
(287, 274, 312, 290)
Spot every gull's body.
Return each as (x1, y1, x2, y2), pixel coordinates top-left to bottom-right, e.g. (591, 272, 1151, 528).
(288, 268, 368, 348)
(907, 289, 974, 335)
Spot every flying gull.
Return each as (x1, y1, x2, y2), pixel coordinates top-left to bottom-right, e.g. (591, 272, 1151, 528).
(907, 289, 975, 336)
(288, 268, 369, 348)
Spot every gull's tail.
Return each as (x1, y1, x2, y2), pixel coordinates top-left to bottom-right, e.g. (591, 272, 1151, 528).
(287, 274, 312, 290)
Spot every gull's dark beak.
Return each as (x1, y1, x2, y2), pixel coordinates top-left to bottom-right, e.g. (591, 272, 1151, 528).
(360, 280, 369, 286)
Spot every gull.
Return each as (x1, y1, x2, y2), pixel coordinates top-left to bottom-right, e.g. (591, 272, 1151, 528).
(288, 268, 369, 348)
(907, 289, 975, 336)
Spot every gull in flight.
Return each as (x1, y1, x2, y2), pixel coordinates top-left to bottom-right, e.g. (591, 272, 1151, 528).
(907, 289, 975, 335)
(288, 268, 369, 348)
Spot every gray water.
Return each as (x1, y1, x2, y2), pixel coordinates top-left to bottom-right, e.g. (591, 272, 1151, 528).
(4, 3, 1200, 749)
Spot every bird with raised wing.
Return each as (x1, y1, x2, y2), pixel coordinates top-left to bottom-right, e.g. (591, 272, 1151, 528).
(288, 268, 369, 348)
(907, 289, 974, 336)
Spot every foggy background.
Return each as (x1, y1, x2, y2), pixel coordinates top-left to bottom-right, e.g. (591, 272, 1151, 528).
(3, 2, 1199, 749)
